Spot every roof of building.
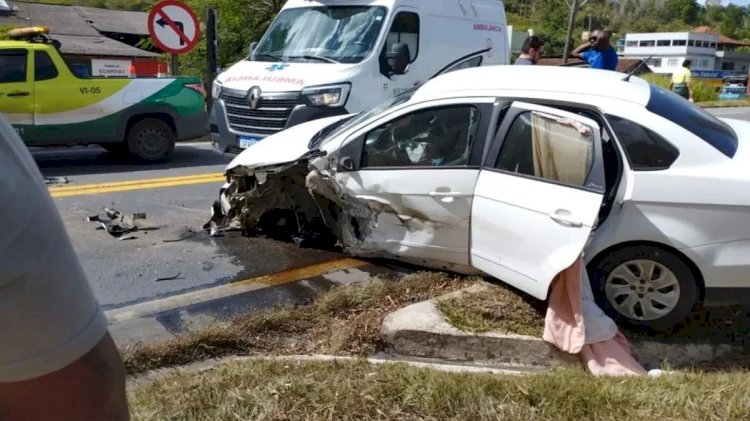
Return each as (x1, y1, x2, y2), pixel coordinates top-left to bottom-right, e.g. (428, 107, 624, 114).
(692, 26, 750, 46)
(414, 65, 652, 107)
(0, 1, 157, 58)
(53, 34, 158, 57)
(73, 6, 149, 36)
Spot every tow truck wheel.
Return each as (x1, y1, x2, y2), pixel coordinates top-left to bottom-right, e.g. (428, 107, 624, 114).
(126, 118, 175, 162)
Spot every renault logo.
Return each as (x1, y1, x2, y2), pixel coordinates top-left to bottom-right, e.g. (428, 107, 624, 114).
(247, 87, 262, 110)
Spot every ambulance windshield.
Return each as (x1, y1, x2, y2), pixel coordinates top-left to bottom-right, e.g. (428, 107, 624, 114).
(251, 6, 387, 64)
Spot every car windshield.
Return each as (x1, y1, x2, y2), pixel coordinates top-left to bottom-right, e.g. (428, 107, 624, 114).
(310, 91, 414, 149)
(646, 84, 738, 158)
(251, 6, 387, 64)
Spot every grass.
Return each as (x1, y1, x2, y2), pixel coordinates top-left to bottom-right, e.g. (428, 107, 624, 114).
(128, 358, 750, 420)
(122, 272, 475, 375)
(437, 283, 545, 337)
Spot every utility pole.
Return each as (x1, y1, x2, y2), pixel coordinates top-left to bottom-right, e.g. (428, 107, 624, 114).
(563, 0, 590, 63)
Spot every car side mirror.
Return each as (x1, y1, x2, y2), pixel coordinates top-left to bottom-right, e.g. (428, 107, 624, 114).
(387, 43, 411, 76)
(248, 41, 259, 56)
(340, 156, 355, 171)
(337, 136, 365, 172)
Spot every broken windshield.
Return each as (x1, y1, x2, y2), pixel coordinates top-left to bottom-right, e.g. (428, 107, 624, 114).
(251, 6, 387, 64)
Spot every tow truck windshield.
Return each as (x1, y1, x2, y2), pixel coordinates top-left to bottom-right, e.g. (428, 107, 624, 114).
(250, 6, 387, 64)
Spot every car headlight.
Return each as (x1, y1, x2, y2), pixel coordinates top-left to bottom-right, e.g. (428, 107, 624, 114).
(212, 80, 223, 99)
(301, 83, 351, 107)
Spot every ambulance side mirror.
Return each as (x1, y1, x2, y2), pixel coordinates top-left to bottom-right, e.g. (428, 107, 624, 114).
(248, 41, 258, 56)
(387, 43, 411, 76)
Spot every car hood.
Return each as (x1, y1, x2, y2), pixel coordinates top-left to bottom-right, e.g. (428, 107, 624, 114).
(225, 114, 350, 172)
(216, 60, 359, 92)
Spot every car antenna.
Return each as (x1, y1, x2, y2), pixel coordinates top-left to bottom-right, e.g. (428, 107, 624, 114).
(622, 55, 653, 82)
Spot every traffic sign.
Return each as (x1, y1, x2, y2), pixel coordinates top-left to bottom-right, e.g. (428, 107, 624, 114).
(148, 0, 200, 55)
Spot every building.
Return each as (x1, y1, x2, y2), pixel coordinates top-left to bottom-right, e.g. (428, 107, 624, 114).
(0, 1, 162, 77)
(621, 27, 750, 75)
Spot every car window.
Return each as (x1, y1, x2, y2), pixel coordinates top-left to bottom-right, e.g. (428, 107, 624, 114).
(607, 115, 679, 170)
(362, 105, 479, 168)
(35, 51, 58, 81)
(440, 55, 482, 76)
(495, 111, 595, 187)
(379, 11, 420, 76)
(0, 50, 28, 83)
(646, 83, 737, 158)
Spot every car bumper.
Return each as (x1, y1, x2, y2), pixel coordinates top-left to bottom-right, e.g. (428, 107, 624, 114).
(176, 110, 210, 141)
(209, 97, 348, 153)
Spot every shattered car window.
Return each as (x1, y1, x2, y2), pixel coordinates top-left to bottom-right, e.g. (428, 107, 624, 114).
(495, 111, 594, 187)
(362, 105, 480, 168)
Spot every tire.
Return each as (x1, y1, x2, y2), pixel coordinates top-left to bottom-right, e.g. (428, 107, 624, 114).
(588, 245, 700, 331)
(126, 118, 175, 162)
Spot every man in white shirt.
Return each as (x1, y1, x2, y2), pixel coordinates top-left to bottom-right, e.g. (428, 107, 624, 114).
(0, 114, 129, 420)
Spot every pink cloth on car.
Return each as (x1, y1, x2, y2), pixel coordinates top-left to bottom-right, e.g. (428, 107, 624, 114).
(543, 256, 646, 376)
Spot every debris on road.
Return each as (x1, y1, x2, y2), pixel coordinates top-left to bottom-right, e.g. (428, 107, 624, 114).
(44, 176, 69, 185)
(87, 207, 160, 239)
(155, 272, 182, 282)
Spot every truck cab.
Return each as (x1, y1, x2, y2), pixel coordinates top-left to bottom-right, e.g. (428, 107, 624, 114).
(0, 26, 209, 162)
(210, 0, 509, 153)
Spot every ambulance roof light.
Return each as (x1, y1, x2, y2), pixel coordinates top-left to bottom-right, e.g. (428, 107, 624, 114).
(7, 26, 50, 40)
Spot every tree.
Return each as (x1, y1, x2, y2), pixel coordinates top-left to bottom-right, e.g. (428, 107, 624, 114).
(562, 0, 590, 63)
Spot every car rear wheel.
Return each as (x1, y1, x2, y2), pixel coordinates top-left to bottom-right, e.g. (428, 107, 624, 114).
(588, 245, 700, 331)
(126, 118, 175, 162)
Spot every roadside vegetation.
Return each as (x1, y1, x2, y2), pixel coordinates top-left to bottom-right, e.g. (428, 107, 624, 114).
(129, 358, 750, 420)
(437, 282, 545, 337)
(641, 73, 718, 103)
(122, 272, 475, 374)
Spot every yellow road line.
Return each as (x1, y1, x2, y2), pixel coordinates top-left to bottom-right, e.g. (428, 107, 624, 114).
(49, 172, 226, 198)
(232, 257, 369, 289)
(106, 257, 369, 323)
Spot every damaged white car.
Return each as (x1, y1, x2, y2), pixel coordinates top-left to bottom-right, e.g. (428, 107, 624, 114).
(209, 65, 750, 330)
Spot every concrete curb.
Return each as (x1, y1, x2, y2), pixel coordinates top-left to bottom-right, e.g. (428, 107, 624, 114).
(381, 285, 748, 370)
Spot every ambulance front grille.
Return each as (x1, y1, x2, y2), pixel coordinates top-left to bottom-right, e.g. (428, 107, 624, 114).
(220, 88, 301, 135)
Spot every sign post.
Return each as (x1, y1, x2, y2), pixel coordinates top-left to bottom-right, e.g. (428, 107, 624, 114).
(148, 0, 200, 76)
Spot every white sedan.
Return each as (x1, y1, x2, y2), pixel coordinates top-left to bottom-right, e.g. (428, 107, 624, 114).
(209, 65, 750, 330)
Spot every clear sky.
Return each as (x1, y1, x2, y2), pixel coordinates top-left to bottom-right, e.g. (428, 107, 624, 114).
(697, 0, 750, 6)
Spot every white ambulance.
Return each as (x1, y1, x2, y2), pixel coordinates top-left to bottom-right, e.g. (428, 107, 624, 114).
(210, 0, 509, 152)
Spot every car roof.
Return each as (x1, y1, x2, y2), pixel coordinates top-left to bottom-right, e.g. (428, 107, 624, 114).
(412, 65, 652, 106)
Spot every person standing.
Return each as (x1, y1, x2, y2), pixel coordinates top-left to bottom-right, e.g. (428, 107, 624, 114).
(515, 36, 545, 65)
(0, 113, 130, 420)
(573, 29, 619, 71)
(669, 59, 694, 102)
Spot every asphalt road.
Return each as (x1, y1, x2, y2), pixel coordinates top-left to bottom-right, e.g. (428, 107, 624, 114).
(707, 106, 750, 121)
(36, 143, 357, 320)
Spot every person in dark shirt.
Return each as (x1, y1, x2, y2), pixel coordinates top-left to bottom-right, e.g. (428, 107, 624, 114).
(515, 35, 544, 65)
(573, 29, 619, 71)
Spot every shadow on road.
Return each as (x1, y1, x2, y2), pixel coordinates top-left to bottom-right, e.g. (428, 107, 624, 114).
(32, 143, 235, 178)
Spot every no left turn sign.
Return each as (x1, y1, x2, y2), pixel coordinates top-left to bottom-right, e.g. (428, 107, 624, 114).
(148, 0, 200, 55)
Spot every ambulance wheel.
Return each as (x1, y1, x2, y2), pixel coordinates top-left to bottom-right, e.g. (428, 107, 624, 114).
(126, 118, 175, 162)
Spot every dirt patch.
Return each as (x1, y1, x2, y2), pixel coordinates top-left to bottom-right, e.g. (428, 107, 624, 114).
(123, 272, 477, 375)
(437, 282, 546, 337)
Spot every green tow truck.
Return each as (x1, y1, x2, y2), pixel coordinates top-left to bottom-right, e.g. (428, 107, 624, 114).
(0, 26, 209, 162)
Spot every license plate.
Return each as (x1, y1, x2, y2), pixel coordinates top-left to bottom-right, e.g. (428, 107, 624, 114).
(239, 135, 262, 149)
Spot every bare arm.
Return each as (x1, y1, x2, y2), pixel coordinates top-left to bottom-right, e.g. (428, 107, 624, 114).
(0, 333, 129, 421)
(571, 42, 592, 59)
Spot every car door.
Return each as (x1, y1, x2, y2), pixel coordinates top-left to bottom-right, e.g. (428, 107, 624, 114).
(471, 101, 606, 301)
(333, 97, 496, 270)
(0, 48, 34, 137)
